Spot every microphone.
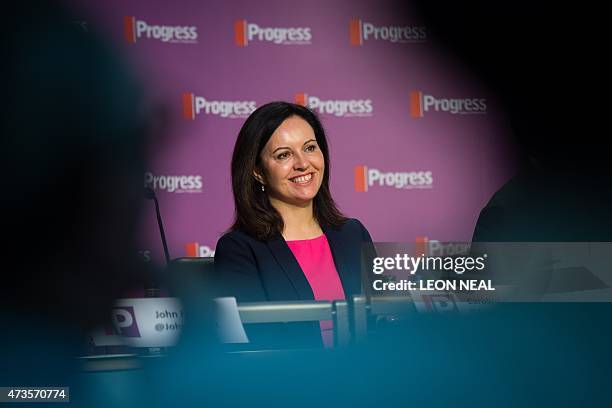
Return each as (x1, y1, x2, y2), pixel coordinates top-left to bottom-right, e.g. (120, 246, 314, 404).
(143, 187, 171, 266)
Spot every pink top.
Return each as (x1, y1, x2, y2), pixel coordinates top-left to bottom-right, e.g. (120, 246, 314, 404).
(286, 234, 345, 348)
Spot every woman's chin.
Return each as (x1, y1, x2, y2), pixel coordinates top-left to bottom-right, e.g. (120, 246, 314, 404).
(291, 196, 316, 207)
(285, 185, 318, 201)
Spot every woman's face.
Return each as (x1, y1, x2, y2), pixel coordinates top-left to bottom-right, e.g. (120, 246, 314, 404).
(256, 116, 325, 207)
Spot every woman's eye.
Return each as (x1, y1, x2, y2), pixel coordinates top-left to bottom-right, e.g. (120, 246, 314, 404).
(277, 152, 289, 159)
(305, 145, 317, 152)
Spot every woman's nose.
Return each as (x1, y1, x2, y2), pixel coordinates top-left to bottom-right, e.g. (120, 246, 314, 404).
(293, 151, 309, 170)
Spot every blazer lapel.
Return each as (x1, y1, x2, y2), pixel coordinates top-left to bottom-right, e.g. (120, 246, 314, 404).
(322, 224, 359, 298)
(266, 235, 314, 299)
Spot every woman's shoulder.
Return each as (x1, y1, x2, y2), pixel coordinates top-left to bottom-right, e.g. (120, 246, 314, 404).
(216, 228, 257, 247)
(335, 218, 372, 240)
(341, 217, 367, 231)
(215, 230, 255, 262)
(215, 228, 272, 254)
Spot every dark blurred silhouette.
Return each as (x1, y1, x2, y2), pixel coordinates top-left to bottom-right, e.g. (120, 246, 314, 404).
(2, 2, 609, 407)
(1, 0, 150, 403)
(413, 1, 610, 241)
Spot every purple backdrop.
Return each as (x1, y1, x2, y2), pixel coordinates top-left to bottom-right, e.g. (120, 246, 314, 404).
(71, 0, 518, 265)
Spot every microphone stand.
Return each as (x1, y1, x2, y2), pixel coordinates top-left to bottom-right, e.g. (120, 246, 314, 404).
(143, 187, 171, 298)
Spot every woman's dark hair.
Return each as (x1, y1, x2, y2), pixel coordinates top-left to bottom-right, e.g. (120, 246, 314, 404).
(230, 101, 346, 240)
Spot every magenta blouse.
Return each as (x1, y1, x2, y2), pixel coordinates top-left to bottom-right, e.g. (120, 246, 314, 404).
(286, 234, 345, 348)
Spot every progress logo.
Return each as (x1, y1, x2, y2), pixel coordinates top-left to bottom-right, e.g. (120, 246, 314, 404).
(410, 91, 487, 117)
(235, 20, 311, 46)
(355, 166, 433, 191)
(295, 93, 373, 117)
(349, 19, 426, 45)
(182, 92, 257, 119)
(124, 16, 197, 44)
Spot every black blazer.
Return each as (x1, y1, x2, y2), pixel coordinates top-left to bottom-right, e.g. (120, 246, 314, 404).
(214, 218, 373, 303)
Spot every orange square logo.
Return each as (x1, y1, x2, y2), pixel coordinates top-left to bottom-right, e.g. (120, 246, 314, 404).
(354, 166, 368, 192)
(124, 16, 136, 43)
(234, 20, 247, 46)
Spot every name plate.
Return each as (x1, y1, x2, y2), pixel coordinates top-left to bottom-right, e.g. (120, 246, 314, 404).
(91, 297, 183, 348)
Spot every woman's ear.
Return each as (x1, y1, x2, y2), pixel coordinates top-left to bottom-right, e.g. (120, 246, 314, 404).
(252, 168, 265, 185)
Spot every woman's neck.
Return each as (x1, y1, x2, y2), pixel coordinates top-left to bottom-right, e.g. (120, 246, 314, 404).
(270, 198, 323, 240)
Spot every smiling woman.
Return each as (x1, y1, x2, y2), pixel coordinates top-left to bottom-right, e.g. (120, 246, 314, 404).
(227, 102, 346, 241)
(214, 101, 374, 347)
(254, 115, 326, 239)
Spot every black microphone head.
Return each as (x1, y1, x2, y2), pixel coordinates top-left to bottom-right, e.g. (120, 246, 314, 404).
(143, 187, 156, 200)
